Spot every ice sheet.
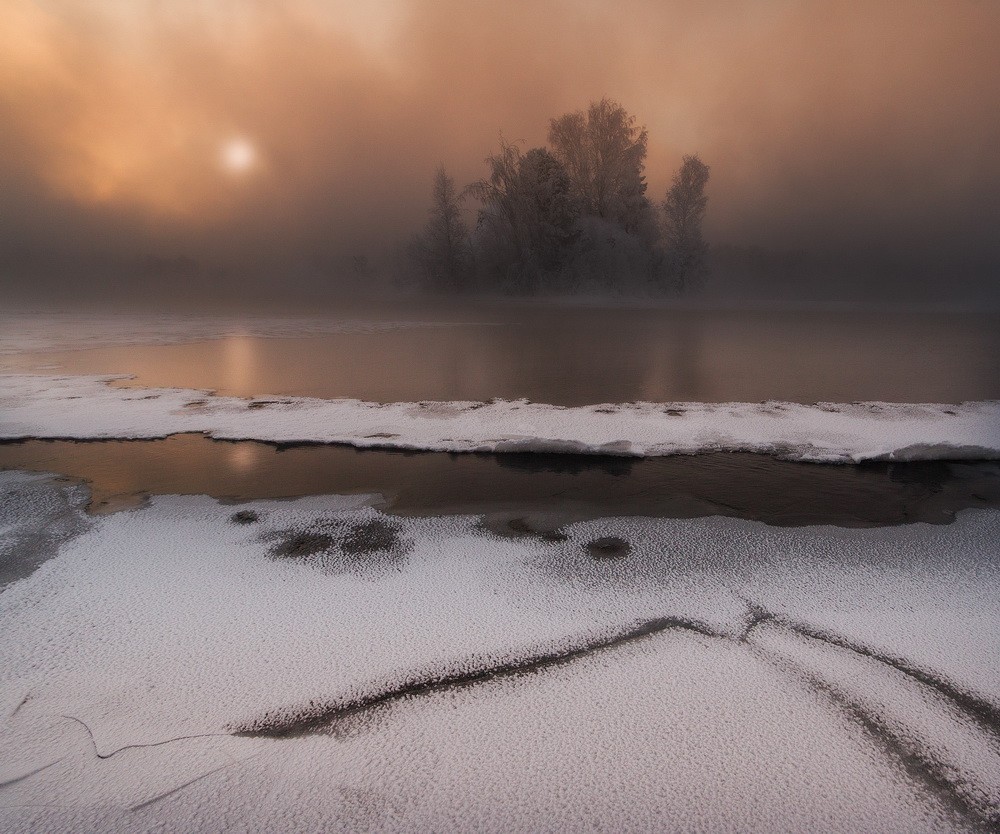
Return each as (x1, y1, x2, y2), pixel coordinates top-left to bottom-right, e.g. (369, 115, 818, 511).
(1, 472, 998, 831)
(2, 372, 998, 462)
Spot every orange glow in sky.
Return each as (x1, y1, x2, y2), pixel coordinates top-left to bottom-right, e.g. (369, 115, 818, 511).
(1, 0, 998, 263)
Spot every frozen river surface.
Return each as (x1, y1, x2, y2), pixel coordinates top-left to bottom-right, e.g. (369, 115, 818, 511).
(0, 471, 999, 831)
(1, 307, 999, 831)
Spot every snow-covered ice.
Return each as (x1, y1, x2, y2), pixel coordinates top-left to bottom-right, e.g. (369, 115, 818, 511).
(1, 471, 998, 831)
(2, 372, 998, 462)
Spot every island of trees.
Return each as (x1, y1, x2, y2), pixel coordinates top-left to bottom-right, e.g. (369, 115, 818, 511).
(409, 98, 709, 295)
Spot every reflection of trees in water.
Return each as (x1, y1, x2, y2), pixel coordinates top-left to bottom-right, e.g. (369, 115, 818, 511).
(884, 461, 950, 492)
(493, 452, 634, 477)
(468, 310, 707, 405)
(634, 315, 704, 402)
(668, 316, 702, 401)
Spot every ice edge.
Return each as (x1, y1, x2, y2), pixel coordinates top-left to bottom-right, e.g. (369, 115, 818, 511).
(2, 373, 999, 464)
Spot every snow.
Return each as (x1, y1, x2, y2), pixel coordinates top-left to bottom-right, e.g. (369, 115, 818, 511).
(0, 471, 91, 590)
(1, 471, 999, 831)
(1, 372, 998, 462)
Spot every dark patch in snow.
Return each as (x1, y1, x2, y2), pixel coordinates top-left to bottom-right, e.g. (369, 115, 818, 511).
(787, 618, 1000, 739)
(739, 602, 777, 640)
(264, 516, 411, 575)
(340, 518, 403, 555)
(270, 531, 335, 559)
(744, 601, 1000, 739)
(586, 536, 631, 559)
(790, 666, 998, 831)
(230, 509, 260, 525)
(478, 515, 569, 542)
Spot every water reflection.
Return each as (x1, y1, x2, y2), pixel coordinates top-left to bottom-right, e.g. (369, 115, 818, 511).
(1, 435, 998, 527)
(223, 333, 256, 394)
(227, 442, 260, 472)
(7, 306, 1000, 404)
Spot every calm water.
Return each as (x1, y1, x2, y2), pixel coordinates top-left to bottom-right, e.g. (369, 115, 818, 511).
(3, 303, 999, 526)
(1, 435, 998, 527)
(6, 305, 1000, 404)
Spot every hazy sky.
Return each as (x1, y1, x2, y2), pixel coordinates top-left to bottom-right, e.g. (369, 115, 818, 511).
(2, 0, 999, 300)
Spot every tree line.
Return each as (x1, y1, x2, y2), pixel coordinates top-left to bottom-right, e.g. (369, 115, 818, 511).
(409, 98, 709, 295)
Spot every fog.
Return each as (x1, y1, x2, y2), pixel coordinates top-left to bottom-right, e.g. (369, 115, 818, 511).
(2, 0, 999, 305)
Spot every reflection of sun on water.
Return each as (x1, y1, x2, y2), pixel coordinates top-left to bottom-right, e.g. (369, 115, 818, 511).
(223, 333, 256, 394)
(227, 444, 259, 472)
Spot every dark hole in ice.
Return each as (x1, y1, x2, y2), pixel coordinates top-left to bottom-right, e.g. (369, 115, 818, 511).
(230, 509, 260, 525)
(586, 536, 631, 559)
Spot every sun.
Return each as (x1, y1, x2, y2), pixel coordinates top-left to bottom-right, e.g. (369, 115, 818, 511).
(221, 138, 256, 173)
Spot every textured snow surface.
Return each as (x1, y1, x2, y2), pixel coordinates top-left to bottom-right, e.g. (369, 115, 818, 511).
(1, 472, 999, 832)
(2, 372, 999, 462)
(0, 311, 449, 355)
(0, 471, 90, 590)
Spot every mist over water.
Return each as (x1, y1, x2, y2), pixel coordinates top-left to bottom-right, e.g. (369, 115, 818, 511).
(8, 305, 1000, 404)
(2, 1, 999, 304)
(3, 7, 1000, 831)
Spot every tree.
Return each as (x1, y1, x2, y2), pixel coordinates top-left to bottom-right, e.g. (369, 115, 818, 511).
(548, 98, 651, 235)
(412, 165, 469, 291)
(514, 147, 579, 271)
(466, 139, 579, 290)
(662, 154, 710, 289)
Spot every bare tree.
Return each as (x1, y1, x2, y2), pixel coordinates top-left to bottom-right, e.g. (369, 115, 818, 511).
(412, 165, 469, 291)
(548, 98, 651, 235)
(662, 154, 710, 289)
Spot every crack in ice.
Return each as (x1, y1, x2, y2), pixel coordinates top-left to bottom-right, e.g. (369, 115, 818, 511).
(231, 615, 722, 738)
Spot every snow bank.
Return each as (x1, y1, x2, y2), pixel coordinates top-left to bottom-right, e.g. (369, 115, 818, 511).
(1, 472, 999, 831)
(2, 372, 999, 462)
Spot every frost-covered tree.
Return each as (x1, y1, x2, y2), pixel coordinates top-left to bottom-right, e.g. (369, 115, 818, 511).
(465, 138, 524, 267)
(412, 165, 469, 291)
(466, 140, 579, 290)
(662, 154, 710, 290)
(515, 147, 579, 271)
(548, 98, 651, 235)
